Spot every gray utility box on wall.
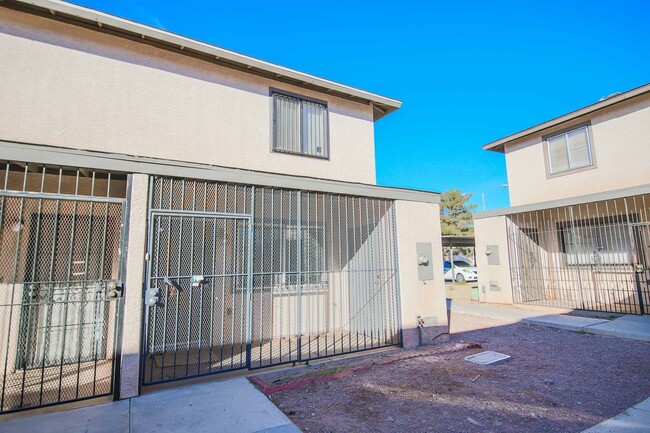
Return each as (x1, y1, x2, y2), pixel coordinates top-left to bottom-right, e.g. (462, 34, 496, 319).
(487, 245, 500, 265)
(416, 242, 434, 281)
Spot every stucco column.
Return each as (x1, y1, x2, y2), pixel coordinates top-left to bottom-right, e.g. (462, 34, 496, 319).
(119, 173, 149, 399)
(474, 216, 514, 304)
(394, 200, 447, 348)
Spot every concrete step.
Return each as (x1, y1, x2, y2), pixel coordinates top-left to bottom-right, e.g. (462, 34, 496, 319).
(586, 315, 650, 342)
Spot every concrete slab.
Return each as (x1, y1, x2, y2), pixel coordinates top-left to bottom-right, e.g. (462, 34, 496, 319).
(130, 377, 296, 433)
(634, 397, 650, 413)
(0, 399, 130, 433)
(254, 424, 303, 433)
(586, 315, 650, 342)
(522, 314, 609, 332)
(450, 300, 572, 323)
(0, 377, 299, 433)
(582, 398, 650, 432)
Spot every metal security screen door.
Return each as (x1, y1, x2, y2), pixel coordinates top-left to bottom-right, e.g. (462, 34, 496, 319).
(0, 162, 128, 414)
(143, 177, 401, 385)
(143, 213, 251, 384)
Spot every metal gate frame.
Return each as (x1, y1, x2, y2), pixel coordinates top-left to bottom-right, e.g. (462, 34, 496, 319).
(0, 164, 131, 414)
(141, 210, 253, 385)
(141, 177, 403, 386)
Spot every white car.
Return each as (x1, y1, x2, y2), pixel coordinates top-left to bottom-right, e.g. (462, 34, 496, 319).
(443, 260, 478, 283)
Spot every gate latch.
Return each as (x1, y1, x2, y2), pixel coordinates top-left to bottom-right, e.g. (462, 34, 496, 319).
(191, 275, 206, 287)
(107, 280, 124, 299)
(634, 263, 645, 273)
(145, 287, 160, 306)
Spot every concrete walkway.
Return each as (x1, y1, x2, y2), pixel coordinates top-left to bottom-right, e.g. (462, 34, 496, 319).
(450, 299, 650, 342)
(582, 397, 650, 433)
(523, 313, 650, 342)
(450, 298, 573, 324)
(0, 377, 300, 433)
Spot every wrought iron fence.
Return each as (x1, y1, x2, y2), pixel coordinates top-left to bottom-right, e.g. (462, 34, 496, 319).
(143, 177, 401, 384)
(506, 193, 650, 314)
(0, 162, 127, 413)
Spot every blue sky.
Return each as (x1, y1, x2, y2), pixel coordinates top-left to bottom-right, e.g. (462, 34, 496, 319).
(73, 0, 649, 210)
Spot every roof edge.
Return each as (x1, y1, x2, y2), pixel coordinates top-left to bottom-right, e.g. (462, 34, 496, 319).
(3, 0, 402, 121)
(483, 82, 650, 153)
(474, 184, 650, 219)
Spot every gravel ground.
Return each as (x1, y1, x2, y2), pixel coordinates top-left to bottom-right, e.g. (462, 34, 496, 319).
(255, 313, 650, 433)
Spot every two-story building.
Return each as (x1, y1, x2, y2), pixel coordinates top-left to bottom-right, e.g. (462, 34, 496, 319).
(0, 0, 446, 414)
(474, 83, 650, 316)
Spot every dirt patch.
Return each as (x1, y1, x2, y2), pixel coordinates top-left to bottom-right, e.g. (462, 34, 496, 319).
(250, 342, 480, 395)
(254, 314, 650, 432)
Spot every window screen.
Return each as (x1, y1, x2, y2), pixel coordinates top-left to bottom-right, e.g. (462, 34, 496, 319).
(272, 92, 328, 158)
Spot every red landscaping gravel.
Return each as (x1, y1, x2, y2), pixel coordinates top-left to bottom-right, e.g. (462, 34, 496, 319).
(253, 314, 650, 433)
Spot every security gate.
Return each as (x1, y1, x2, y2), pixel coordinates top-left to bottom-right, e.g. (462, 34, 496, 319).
(143, 213, 251, 384)
(0, 162, 128, 414)
(142, 177, 402, 385)
(507, 194, 650, 314)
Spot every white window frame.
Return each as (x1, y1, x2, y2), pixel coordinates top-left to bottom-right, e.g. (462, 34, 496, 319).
(545, 125, 594, 175)
(271, 90, 329, 159)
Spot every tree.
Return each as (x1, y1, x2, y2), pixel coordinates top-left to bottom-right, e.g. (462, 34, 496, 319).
(440, 189, 477, 236)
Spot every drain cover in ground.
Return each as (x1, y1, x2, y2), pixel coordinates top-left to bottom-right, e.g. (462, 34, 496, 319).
(465, 351, 511, 365)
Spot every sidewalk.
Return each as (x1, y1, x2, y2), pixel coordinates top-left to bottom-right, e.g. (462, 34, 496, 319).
(582, 398, 650, 433)
(523, 312, 650, 342)
(450, 299, 650, 342)
(449, 298, 573, 323)
(0, 377, 300, 433)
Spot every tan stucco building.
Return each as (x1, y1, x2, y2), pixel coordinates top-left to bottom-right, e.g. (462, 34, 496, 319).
(474, 83, 650, 315)
(0, 0, 446, 414)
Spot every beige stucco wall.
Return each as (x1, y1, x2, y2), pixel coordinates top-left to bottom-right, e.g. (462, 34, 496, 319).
(120, 174, 149, 399)
(474, 216, 514, 304)
(394, 200, 447, 348)
(505, 95, 650, 206)
(0, 7, 376, 184)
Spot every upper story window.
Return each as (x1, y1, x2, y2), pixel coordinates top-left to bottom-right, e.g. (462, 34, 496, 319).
(272, 92, 329, 158)
(546, 125, 594, 175)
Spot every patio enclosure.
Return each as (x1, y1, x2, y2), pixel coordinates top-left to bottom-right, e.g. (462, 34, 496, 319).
(142, 177, 401, 385)
(0, 162, 127, 413)
(506, 193, 650, 314)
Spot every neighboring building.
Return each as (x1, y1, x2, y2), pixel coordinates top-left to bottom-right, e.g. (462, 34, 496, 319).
(474, 84, 650, 316)
(0, 0, 446, 414)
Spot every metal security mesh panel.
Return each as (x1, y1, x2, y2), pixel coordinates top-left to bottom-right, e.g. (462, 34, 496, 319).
(0, 162, 127, 414)
(143, 177, 400, 384)
(249, 189, 400, 368)
(143, 214, 250, 383)
(506, 194, 650, 314)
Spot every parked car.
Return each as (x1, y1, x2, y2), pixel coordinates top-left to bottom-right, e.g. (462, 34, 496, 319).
(443, 260, 478, 283)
